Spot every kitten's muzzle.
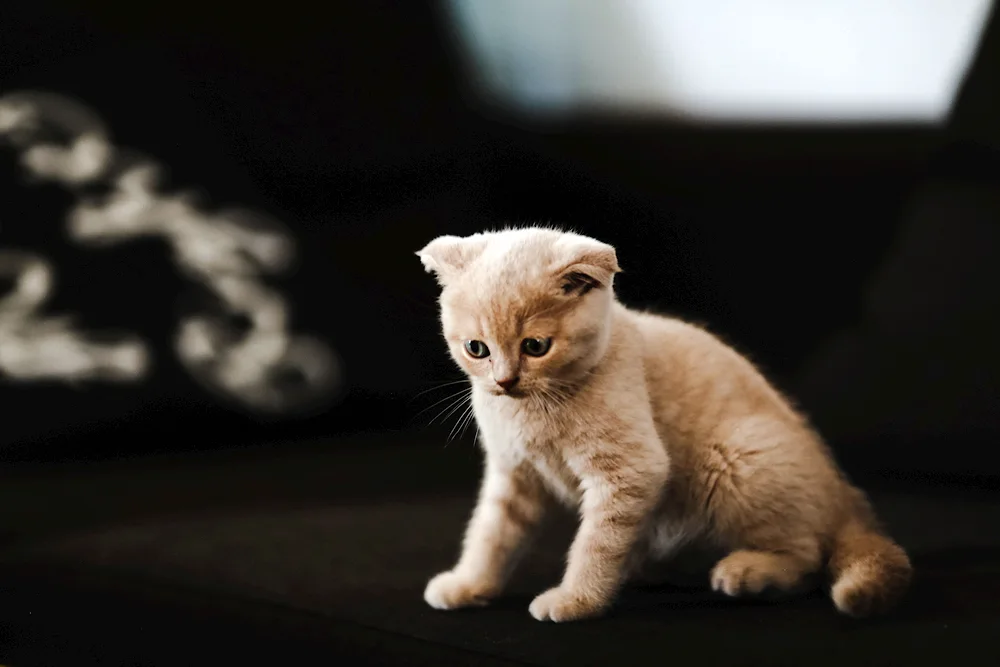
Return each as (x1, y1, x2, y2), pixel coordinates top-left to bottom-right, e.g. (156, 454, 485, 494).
(495, 376, 520, 393)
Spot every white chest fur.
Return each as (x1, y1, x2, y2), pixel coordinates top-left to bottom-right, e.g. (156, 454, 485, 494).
(473, 390, 581, 506)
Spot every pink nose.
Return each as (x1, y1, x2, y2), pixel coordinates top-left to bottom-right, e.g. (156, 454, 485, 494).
(496, 376, 520, 391)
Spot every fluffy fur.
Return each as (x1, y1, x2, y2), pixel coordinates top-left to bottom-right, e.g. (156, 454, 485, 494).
(417, 226, 911, 622)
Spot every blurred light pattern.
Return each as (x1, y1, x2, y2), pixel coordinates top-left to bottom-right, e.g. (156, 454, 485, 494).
(447, 0, 993, 122)
(0, 249, 148, 382)
(0, 90, 340, 414)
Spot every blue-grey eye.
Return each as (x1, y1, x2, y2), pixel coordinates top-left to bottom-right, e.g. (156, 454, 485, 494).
(521, 337, 552, 357)
(464, 340, 490, 358)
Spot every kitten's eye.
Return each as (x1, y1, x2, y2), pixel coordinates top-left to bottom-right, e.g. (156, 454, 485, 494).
(464, 340, 490, 359)
(521, 337, 552, 357)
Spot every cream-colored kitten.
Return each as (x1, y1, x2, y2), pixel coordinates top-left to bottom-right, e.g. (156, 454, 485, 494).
(417, 226, 911, 622)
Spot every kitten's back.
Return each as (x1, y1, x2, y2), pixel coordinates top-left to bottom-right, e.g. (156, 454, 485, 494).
(627, 308, 802, 432)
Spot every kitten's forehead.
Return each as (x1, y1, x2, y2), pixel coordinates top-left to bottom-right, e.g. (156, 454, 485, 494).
(445, 275, 558, 335)
(442, 231, 566, 336)
(473, 227, 566, 283)
(439, 227, 608, 337)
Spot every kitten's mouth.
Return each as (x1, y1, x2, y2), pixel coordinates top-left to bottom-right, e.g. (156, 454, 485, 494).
(490, 387, 527, 398)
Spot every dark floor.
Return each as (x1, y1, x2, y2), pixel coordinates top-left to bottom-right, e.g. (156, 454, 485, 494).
(1, 429, 999, 666)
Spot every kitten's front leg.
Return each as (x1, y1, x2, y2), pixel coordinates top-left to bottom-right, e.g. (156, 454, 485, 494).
(425, 455, 547, 610)
(529, 441, 668, 622)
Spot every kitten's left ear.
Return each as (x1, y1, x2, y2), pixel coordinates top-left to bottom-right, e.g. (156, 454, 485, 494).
(555, 237, 621, 294)
(416, 234, 487, 285)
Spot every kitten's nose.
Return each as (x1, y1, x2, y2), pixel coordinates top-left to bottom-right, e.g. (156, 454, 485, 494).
(495, 376, 520, 392)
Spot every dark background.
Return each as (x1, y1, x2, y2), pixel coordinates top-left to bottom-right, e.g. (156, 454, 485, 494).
(1, 4, 999, 665)
(2, 0, 999, 485)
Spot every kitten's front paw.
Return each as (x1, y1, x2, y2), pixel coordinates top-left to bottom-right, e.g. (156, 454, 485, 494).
(528, 586, 607, 622)
(424, 570, 497, 610)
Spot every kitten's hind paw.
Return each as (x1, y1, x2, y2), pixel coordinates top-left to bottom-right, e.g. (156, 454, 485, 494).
(424, 570, 498, 610)
(710, 549, 813, 597)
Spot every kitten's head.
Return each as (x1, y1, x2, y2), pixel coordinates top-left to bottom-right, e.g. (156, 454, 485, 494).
(417, 227, 620, 398)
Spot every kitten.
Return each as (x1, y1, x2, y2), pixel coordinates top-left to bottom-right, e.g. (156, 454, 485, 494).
(417, 226, 911, 622)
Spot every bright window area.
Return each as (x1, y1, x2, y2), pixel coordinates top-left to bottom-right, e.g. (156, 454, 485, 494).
(447, 0, 993, 123)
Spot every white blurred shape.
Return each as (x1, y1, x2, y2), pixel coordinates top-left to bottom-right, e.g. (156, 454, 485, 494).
(0, 90, 340, 412)
(174, 275, 340, 413)
(23, 132, 113, 184)
(0, 331, 149, 382)
(448, 0, 994, 122)
(0, 101, 36, 134)
(0, 251, 149, 382)
(0, 251, 53, 315)
(0, 91, 113, 181)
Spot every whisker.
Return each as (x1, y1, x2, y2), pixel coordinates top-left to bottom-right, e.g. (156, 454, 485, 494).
(424, 389, 472, 426)
(544, 392, 567, 413)
(436, 390, 472, 427)
(552, 385, 571, 407)
(461, 397, 480, 437)
(460, 408, 478, 442)
(410, 379, 470, 403)
(450, 400, 477, 444)
(446, 397, 472, 442)
(413, 387, 470, 422)
(533, 384, 566, 420)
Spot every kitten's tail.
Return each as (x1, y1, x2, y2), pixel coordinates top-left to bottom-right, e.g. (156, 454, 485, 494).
(827, 513, 912, 617)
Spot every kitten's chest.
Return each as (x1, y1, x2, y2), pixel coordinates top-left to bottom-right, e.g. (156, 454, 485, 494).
(527, 449, 580, 506)
(475, 398, 580, 505)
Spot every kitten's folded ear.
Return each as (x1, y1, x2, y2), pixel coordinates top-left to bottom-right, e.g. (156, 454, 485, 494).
(416, 234, 487, 285)
(556, 237, 621, 295)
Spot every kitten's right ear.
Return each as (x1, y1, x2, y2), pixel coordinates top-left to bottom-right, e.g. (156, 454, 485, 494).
(416, 235, 486, 285)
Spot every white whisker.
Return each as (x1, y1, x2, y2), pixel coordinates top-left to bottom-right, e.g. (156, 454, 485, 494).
(414, 387, 470, 422)
(421, 388, 472, 426)
(410, 378, 470, 402)
(446, 397, 473, 442)
(437, 390, 472, 427)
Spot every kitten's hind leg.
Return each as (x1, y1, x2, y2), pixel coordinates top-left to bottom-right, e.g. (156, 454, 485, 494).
(710, 545, 820, 598)
(700, 417, 831, 600)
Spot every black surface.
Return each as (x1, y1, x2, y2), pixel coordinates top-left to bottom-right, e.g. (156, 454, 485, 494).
(1, 432, 1000, 666)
